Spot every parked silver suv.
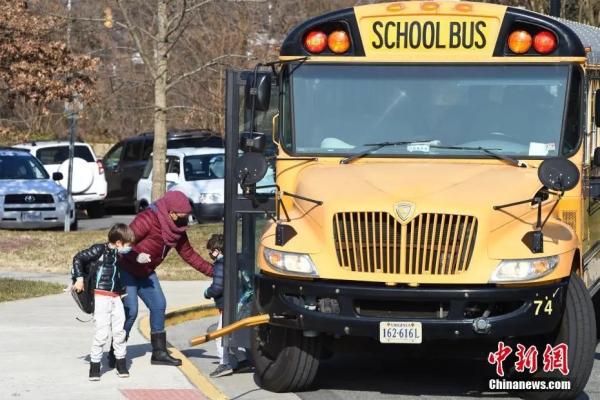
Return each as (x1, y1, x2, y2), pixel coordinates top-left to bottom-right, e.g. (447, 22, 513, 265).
(0, 148, 76, 230)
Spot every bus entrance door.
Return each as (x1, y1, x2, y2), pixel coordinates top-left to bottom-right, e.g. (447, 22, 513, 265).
(222, 69, 277, 350)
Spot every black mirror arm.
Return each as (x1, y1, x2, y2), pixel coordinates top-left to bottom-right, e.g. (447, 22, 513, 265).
(539, 191, 564, 230)
(493, 198, 536, 211)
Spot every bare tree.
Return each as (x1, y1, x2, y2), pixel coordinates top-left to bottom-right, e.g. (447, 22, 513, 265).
(113, 0, 257, 200)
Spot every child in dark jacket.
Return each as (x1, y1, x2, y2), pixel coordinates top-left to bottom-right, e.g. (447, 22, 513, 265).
(204, 234, 249, 377)
(72, 223, 150, 381)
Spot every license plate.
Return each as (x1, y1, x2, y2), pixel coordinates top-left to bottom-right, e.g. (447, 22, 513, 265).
(379, 321, 422, 344)
(21, 211, 42, 222)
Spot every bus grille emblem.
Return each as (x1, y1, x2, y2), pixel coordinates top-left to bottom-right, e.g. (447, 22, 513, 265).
(394, 202, 415, 222)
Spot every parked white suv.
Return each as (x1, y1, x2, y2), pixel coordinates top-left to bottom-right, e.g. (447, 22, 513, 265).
(0, 148, 76, 230)
(136, 148, 226, 221)
(13, 141, 107, 218)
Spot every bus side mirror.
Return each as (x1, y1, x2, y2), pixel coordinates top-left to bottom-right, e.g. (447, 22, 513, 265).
(538, 157, 579, 192)
(245, 72, 272, 112)
(595, 89, 600, 127)
(235, 152, 268, 187)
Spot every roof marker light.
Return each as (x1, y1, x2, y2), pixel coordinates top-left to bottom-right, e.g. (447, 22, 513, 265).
(508, 30, 532, 54)
(533, 31, 557, 54)
(421, 2, 439, 11)
(304, 31, 327, 54)
(386, 2, 405, 12)
(455, 3, 473, 12)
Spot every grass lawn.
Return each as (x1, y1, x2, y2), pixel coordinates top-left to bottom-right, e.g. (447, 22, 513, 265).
(0, 278, 64, 302)
(0, 223, 222, 280)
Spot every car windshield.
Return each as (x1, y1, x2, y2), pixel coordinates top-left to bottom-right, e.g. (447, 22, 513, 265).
(183, 154, 224, 181)
(0, 155, 49, 179)
(284, 64, 574, 158)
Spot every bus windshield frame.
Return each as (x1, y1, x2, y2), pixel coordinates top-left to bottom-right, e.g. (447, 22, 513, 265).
(280, 63, 582, 160)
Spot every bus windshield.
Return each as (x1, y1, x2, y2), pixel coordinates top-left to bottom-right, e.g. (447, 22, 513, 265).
(284, 64, 574, 158)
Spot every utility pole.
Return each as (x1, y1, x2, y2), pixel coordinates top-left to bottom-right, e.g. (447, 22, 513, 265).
(64, 0, 76, 232)
(66, 0, 71, 46)
(550, 0, 561, 17)
(63, 103, 77, 231)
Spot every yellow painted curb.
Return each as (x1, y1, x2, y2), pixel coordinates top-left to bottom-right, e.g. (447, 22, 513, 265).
(138, 303, 227, 400)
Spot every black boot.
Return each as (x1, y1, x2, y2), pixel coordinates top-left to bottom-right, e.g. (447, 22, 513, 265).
(150, 331, 182, 366)
(108, 345, 116, 369)
(116, 358, 129, 378)
(89, 362, 101, 381)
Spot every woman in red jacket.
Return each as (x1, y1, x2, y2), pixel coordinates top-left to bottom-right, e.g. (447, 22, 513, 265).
(116, 190, 213, 366)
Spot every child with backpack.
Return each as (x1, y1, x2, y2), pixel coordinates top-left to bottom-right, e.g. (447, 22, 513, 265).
(204, 234, 251, 377)
(71, 223, 150, 381)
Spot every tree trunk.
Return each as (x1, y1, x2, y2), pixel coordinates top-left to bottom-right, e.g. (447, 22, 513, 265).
(151, 0, 168, 202)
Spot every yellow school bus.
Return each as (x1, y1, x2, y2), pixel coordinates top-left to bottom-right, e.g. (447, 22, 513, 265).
(228, 1, 600, 398)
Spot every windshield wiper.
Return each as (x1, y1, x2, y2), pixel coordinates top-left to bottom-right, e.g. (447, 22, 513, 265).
(340, 140, 433, 164)
(430, 145, 527, 168)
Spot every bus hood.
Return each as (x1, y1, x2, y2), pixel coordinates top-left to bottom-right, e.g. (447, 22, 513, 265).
(292, 161, 544, 231)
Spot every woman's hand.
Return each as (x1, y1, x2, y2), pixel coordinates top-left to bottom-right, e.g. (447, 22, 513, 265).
(136, 252, 152, 264)
(73, 279, 84, 293)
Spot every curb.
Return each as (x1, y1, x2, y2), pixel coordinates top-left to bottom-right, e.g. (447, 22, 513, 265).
(138, 303, 226, 400)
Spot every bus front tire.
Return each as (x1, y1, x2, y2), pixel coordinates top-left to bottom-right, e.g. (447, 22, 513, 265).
(250, 322, 321, 392)
(518, 273, 596, 400)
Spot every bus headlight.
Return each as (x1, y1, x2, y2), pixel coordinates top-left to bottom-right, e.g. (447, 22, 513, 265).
(263, 248, 318, 276)
(490, 256, 559, 283)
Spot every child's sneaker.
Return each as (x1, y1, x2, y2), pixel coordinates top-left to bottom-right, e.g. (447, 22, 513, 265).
(210, 363, 233, 378)
(89, 362, 101, 381)
(116, 358, 129, 378)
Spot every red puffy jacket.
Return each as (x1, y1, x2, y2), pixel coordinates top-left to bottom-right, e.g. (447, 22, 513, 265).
(119, 208, 213, 278)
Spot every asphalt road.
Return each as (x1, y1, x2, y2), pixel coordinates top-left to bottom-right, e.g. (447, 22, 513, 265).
(168, 317, 600, 400)
(77, 210, 135, 231)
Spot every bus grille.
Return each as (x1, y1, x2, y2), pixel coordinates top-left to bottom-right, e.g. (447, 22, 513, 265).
(333, 212, 477, 275)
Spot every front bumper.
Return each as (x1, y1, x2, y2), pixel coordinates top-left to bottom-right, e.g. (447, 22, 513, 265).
(255, 273, 568, 341)
(0, 202, 75, 229)
(192, 202, 224, 220)
(73, 193, 106, 204)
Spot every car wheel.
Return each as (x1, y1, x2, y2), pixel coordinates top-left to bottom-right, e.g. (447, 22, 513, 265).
(70, 218, 78, 231)
(85, 202, 105, 219)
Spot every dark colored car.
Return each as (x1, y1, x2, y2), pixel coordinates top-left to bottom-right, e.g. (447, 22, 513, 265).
(102, 130, 223, 209)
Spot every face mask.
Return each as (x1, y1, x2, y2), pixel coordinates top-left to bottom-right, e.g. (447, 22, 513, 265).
(174, 216, 189, 228)
(118, 246, 132, 254)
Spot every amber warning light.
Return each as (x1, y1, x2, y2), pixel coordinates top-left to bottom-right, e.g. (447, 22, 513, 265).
(304, 29, 351, 54)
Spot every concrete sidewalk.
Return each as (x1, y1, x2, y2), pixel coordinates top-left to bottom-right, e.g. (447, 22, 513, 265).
(0, 270, 210, 400)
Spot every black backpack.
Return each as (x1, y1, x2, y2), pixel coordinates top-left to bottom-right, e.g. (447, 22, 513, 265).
(71, 262, 97, 314)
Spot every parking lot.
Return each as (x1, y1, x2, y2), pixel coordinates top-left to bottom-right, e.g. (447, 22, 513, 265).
(77, 210, 135, 232)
